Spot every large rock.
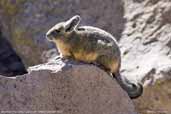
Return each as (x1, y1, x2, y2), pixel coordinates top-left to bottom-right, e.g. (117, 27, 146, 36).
(0, 59, 137, 114)
(121, 0, 171, 84)
(120, 0, 171, 114)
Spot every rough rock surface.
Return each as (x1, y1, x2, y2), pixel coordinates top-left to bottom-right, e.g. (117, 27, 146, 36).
(121, 0, 171, 114)
(0, 59, 137, 114)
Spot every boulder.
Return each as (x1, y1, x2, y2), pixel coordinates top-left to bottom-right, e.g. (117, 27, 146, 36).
(0, 59, 137, 114)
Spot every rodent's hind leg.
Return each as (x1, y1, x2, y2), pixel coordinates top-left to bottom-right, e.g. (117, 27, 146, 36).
(95, 55, 111, 72)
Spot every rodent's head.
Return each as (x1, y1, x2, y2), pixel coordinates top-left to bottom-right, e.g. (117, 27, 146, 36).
(46, 15, 81, 41)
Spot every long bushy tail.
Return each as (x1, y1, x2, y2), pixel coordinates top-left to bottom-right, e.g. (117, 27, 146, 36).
(113, 73, 143, 99)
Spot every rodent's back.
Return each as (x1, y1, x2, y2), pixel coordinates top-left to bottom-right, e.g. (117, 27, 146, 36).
(66, 26, 121, 72)
(77, 26, 118, 44)
(75, 26, 121, 62)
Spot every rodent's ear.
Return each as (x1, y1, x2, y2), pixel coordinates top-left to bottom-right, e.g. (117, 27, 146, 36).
(64, 15, 81, 32)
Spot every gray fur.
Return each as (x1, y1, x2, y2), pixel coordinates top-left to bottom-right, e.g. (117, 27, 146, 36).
(46, 15, 143, 99)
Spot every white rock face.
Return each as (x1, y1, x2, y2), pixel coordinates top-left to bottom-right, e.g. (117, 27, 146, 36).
(120, 0, 171, 114)
(0, 59, 137, 114)
(120, 0, 171, 84)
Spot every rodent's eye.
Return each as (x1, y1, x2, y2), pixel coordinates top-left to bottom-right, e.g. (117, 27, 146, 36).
(51, 29, 60, 37)
(55, 29, 60, 33)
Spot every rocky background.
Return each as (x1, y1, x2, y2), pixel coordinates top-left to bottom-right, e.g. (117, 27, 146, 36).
(0, 0, 171, 114)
